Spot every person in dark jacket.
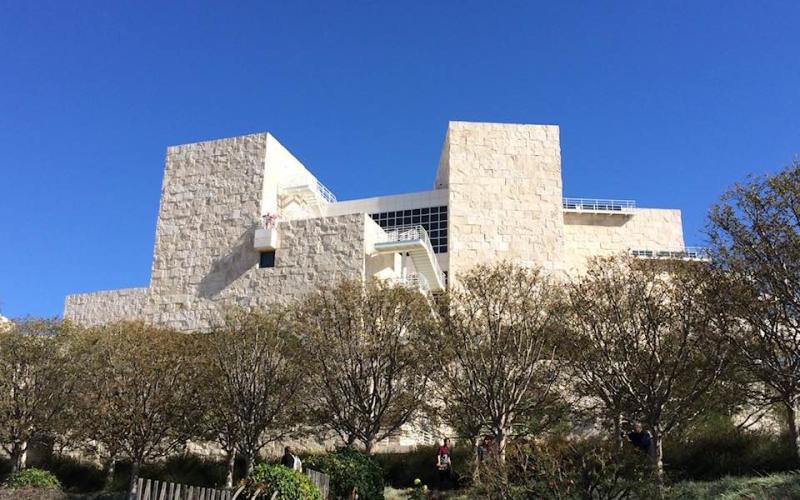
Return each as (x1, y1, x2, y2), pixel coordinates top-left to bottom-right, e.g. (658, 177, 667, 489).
(281, 446, 301, 471)
(625, 422, 652, 454)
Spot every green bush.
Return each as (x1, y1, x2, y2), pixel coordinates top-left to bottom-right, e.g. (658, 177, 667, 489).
(38, 454, 105, 493)
(375, 445, 471, 489)
(248, 464, 321, 500)
(3, 468, 62, 489)
(666, 472, 800, 499)
(304, 447, 383, 500)
(471, 437, 657, 500)
(664, 416, 798, 480)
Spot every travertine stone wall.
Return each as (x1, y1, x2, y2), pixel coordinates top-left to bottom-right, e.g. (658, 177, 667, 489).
(441, 121, 564, 279)
(562, 209, 685, 273)
(64, 288, 151, 325)
(149, 133, 269, 296)
(65, 132, 369, 331)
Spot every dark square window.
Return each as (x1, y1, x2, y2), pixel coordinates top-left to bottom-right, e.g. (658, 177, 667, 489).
(259, 251, 275, 268)
(412, 208, 421, 215)
(421, 207, 429, 215)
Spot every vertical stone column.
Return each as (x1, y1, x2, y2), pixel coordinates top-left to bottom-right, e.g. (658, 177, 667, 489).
(439, 121, 565, 279)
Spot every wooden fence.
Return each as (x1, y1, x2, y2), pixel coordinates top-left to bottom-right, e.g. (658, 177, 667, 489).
(132, 468, 331, 500)
(305, 468, 330, 498)
(133, 478, 240, 500)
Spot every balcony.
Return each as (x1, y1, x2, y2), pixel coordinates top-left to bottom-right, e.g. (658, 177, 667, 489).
(563, 198, 636, 215)
(631, 247, 710, 261)
(254, 227, 279, 251)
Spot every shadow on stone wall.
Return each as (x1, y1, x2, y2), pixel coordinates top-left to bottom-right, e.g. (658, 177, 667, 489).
(198, 227, 259, 299)
(563, 213, 630, 227)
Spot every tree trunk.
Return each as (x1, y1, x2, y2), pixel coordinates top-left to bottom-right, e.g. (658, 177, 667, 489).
(225, 451, 236, 488)
(786, 401, 800, 462)
(613, 413, 624, 449)
(105, 457, 116, 490)
(365, 438, 375, 455)
(10, 440, 28, 473)
(650, 430, 664, 486)
(245, 452, 255, 478)
(127, 461, 140, 500)
(496, 428, 507, 464)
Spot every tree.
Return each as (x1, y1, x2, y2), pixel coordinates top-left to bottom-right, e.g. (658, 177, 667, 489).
(708, 161, 800, 461)
(564, 257, 733, 479)
(435, 263, 564, 461)
(74, 322, 203, 494)
(200, 308, 305, 484)
(0, 318, 74, 473)
(298, 280, 435, 454)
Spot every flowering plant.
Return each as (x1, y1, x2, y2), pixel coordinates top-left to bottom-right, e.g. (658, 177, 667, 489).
(262, 213, 279, 229)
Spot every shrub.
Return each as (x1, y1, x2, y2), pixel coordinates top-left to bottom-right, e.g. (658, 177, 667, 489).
(666, 472, 800, 499)
(471, 437, 657, 500)
(3, 468, 62, 489)
(247, 464, 321, 500)
(37, 454, 105, 493)
(304, 447, 383, 500)
(375, 445, 471, 489)
(664, 415, 798, 480)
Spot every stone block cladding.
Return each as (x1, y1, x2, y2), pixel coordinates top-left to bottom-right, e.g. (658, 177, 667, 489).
(65, 134, 369, 331)
(65, 120, 690, 329)
(562, 209, 685, 274)
(438, 121, 565, 278)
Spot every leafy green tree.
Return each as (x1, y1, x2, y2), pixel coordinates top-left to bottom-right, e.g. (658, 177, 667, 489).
(73, 321, 203, 494)
(298, 280, 435, 454)
(435, 263, 565, 461)
(0, 318, 74, 473)
(563, 257, 733, 480)
(199, 308, 305, 485)
(708, 161, 800, 461)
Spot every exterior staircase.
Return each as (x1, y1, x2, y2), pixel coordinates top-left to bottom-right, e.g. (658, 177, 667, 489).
(373, 225, 446, 292)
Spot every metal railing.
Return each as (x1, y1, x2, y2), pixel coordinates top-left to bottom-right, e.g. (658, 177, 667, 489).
(377, 225, 447, 288)
(315, 179, 337, 203)
(391, 272, 430, 292)
(563, 198, 636, 212)
(631, 247, 710, 261)
(280, 177, 337, 204)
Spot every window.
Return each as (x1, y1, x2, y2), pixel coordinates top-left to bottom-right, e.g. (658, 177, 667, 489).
(370, 205, 448, 253)
(259, 250, 275, 268)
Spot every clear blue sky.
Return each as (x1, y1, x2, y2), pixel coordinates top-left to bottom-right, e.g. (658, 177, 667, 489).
(1, 1, 798, 319)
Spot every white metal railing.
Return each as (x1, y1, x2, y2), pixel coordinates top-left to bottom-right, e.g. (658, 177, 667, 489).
(631, 247, 710, 261)
(391, 273, 430, 292)
(563, 198, 636, 212)
(280, 177, 337, 204)
(315, 179, 337, 203)
(377, 225, 446, 287)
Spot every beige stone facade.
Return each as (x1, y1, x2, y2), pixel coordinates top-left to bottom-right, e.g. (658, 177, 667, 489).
(65, 121, 693, 331)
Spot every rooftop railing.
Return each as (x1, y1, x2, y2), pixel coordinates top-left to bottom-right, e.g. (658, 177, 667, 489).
(631, 247, 710, 261)
(563, 198, 636, 213)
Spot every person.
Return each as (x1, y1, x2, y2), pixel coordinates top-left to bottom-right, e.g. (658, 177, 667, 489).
(625, 422, 652, 455)
(281, 446, 302, 471)
(436, 438, 453, 489)
(477, 435, 493, 464)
